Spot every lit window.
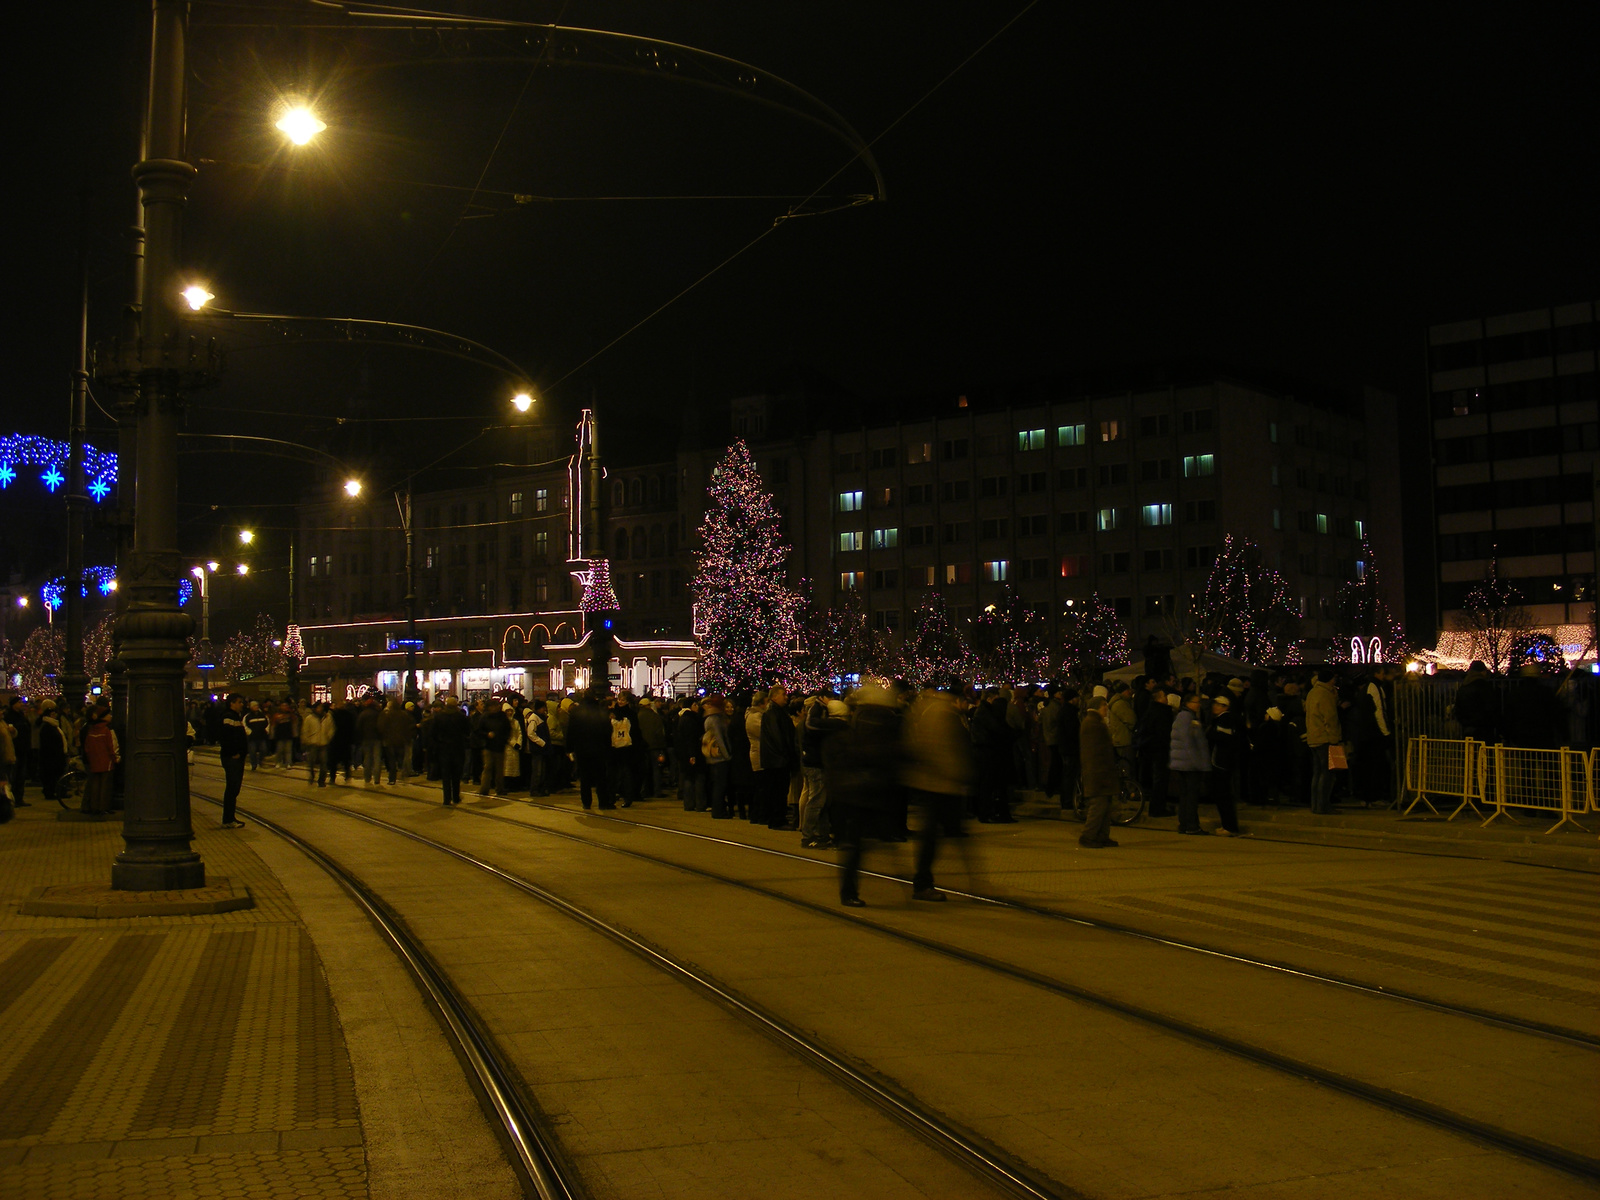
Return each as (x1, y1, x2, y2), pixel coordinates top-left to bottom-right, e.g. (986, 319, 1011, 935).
(1355, 518, 1366, 539)
(945, 563, 973, 585)
(535, 488, 549, 512)
(1099, 420, 1122, 442)
(1316, 513, 1329, 534)
(1058, 424, 1086, 447)
(1141, 503, 1173, 526)
(839, 531, 863, 552)
(983, 560, 1009, 582)
(1017, 428, 1046, 451)
(1269, 422, 1279, 443)
(912, 565, 936, 586)
(839, 490, 863, 512)
(1182, 454, 1215, 478)
(840, 571, 863, 590)
(872, 527, 899, 549)
(510, 491, 524, 515)
(1272, 509, 1281, 531)
(309, 556, 319, 578)
(1097, 507, 1119, 531)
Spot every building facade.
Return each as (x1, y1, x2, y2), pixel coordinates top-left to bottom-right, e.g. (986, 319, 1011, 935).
(1426, 301, 1597, 656)
(292, 373, 1405, 695)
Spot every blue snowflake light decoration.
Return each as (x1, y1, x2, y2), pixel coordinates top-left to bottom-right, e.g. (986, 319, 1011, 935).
(178, 577, 193, 607)
(0, 433, 117, 500)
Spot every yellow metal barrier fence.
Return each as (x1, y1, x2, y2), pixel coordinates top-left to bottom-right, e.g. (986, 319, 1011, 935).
(1405, 736, 1593, 834)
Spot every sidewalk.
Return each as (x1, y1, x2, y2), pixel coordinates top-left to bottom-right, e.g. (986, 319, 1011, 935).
(1012, 789, 1600, 871)
(0, 795, 520, 1200)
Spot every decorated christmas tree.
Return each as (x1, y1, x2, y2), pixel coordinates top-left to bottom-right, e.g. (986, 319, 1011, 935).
(1195, 534, 1300, 663)
(15, 626, 64, 697)
(219, 612, 287, 680)
(968, 587, 1049, 683)
(1459, 560, 1529, 673)
(900, 593, 970, 687)
(690, 441, 802, 693)
(1331, 540, 1406, 661)
(1059, 593, 1130, 685)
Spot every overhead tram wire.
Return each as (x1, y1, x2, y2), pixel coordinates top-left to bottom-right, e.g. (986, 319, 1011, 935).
(540, 0, 1044, 396)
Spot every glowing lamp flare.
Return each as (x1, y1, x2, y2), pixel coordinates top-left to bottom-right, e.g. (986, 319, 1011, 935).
(239, 530, 255, 545)
(275, 106, 326, 146)
(206, 561, 219, 573)
(236, 563, 249, 576)
(182, 285, 214, 311)
(511, 391, 535, 413)
(344, 478, 362, 498)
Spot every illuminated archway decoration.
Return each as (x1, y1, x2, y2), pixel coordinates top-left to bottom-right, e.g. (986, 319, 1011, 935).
(0, 433, 118, 501)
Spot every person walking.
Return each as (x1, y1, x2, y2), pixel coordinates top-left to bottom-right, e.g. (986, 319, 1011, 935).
(566, 691, 612, 809)
(355, 698, 384, 787)
(971, 690, 1015, 823)
(829, 685, 902, 907)
(431, 695, 471, 806)
(218, 694, 249, 828)
(301, 701, 334, 785)
(328, 699, 356, 785)
(675, 697, 707, 812)
(760, 685, 799, 830)
(80, 705, 119, 815)
(272, 701, 295, 768)
(902, 685, 973, 897)
(378, 698, 416, 785)
(1305, 668, 1342, 814)
(800, 694, 847, 847)
(244, 701, 270, 770)
(608, 694, 642, 808)
(700, 694, 733, 818)
(1170, 692, 1213, 835)
(1078, 695, 1120, 848)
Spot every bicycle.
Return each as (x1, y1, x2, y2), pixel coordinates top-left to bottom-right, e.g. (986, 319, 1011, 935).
(55, 756, 88, 810)
(1067, 757, 1147, 826)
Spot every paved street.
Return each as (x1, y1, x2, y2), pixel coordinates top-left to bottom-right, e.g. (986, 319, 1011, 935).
(7, 756, 1591, 1198)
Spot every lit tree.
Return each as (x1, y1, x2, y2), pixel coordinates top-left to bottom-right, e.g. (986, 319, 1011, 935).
(825, 588, 894, 681)
(1330, 539, 1406, 662)
(691, 441, 802, 692)
(1459, 561, 1530, 674)
(15, 627, 63, 697)
(84, 615, 116, 680)
(218, 612, 286, 679)
(900, 593, 970, 687)
(1059, 593, 1130, 685)
(968, 587, 1049, 683)
(1195, 534, 1300, 664)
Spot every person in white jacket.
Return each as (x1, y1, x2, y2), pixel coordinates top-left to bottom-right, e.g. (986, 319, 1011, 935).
(300, 702, 335, 787)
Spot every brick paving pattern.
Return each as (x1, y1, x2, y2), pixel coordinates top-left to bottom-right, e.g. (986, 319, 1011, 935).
(0, 806, 368, 1200)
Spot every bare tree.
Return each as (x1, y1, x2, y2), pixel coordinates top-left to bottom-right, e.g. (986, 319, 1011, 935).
(1459, 560, 1530, 674)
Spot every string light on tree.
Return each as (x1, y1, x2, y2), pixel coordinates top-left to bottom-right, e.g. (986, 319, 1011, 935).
(575, 558, 620, 613)
(899, 593, 971, 687)
(1331, 539, 1406, 662)
(690, 440, 802, 693)
(1195, 534, 1301, 664)
(1059, 593, 1131, 685)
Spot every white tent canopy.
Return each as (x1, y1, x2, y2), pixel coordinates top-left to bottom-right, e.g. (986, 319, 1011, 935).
(1103, 643, 1257, 683)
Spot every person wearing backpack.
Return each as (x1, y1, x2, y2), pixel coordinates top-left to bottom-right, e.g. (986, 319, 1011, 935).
(700, 694, 733, 818)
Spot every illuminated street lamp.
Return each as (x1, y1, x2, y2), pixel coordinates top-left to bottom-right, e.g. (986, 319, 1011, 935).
(344, 478, 362, 498)
(511, 390, 535, 413)
(236, 563, 249, 576)
(181, 285, 214, 311)
(238, 529, 254, 545)
(275, 105, 326, 146)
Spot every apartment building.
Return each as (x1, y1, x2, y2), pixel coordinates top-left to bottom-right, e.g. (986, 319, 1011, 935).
(714, 377, 1402, 655)
(1426, 301, 1597, 644)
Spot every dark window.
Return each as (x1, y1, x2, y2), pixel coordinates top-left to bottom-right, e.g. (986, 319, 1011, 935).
(1016, 471, 1048, 494)
(871, 569, 899, 589)
(1430, 339, 1481, 372)
(1057, 511, 1090, 534)
(1484, 329, 1552, 364)
(869, 447, 898, 469)
(906, 524, 935, 546)
(1143, 549, 1174, 570)
(940, 480, 972, 502)
(1181, 410, 1214, 434)
(1113, 596, 1132, 618)
(1139, 459, 1172, 481)
(979, 476, 1008, 498)
(1097, 463, 1129, 486)
(1184, 545, 1216, 570)
(941, 439, 969, 461)
(837, 451, 862, 472)
(1018, 513, 1049, 537)
(1144, 595, 1176, 616)
(1059, 467, 1088, 489)
(906, 483, 934, 505)
(942, 521, 970, 543)
(1139, 414, 1170, 437)
(1100, 551, 1131, 574)
(979, 518, 1010, 541)
(1184, 500, 1217, 523)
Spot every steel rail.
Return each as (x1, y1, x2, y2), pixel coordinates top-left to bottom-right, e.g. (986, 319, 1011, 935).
(195, 767, 1600, 1185)
(503, 799, 1600, 1051)
(193, 793, 578, 1200)
(194, 779, 1065, 1200)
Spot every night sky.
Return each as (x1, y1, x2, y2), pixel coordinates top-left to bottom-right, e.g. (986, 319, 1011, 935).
(5, 2, 1598, 632)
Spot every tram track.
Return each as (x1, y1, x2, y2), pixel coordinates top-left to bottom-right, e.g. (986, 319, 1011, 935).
(191, 779, 1065, 1200)
(194, 765, 1600, 1188)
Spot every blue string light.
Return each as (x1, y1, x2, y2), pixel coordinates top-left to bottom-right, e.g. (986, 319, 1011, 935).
(0, 433, 118, 501)
(39, 569, 190, 609)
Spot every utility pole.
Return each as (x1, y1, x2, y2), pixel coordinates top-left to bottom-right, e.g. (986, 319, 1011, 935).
(59, 194, 91, 711)
(94, 0, 217, 890)
(403, 482, 418, 702)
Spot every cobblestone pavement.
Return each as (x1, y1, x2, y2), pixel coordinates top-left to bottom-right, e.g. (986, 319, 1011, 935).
(0, 805, 367, 1200)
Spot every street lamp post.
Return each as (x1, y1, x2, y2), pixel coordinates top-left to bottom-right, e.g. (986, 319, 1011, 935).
(59, 211, 92, 712)
(398, 482, 418, 703)
(102, 0, 212, 890)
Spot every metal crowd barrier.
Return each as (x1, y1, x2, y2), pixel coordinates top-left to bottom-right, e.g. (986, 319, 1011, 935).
(1403, 736, 1593, 834)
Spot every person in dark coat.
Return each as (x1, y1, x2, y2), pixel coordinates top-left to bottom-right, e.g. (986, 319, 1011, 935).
(328, 700, 356, 785)
(727, 696, 754, 820)
(566, 692, 613, 810)
(1452, 661, 1501, 744)
(759, 685, 799, 830)
(429, 696, 471, 805)
(37, 702, 68, 800)
(827, 685, 903, 906)
(1056, 690, 1082, 809)
(1078, 696, 1120, 847)
(4, 697, 33, 806)
(476, 699, 512, 796)
(1507, 664, 1563, 750)
(1134, 687, 1175, 817)
(218, 694, 249, 828)
(970, 691, 1015, 823)
(1205, 696, 1243, 834)
(674, 698, 707, 812)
